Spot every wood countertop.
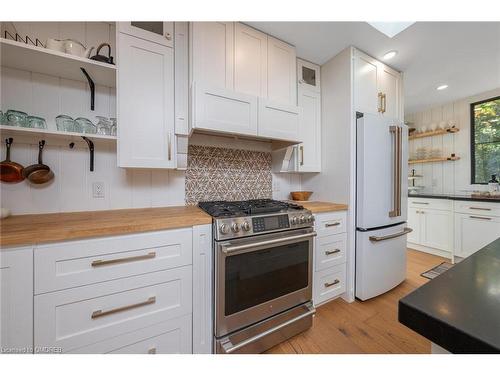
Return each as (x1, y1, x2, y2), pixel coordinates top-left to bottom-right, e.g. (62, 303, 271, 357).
(294, 201, 348, 213)
(0, 206, 212, 248)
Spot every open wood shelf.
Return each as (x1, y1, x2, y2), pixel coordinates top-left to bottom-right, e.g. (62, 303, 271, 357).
(0, 38, 116, 87)
(0, 125, 116, 142)
(409, 127, 459, 140)
(408, 156, 460, 164)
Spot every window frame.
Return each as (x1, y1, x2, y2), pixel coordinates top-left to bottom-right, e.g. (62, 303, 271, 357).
(470, 95, 500, 185)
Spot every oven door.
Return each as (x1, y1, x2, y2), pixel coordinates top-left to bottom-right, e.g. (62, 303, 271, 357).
(215, 227, 315, 337)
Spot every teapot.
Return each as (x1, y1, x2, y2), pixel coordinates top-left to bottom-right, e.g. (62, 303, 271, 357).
(46, 38, 94, 58)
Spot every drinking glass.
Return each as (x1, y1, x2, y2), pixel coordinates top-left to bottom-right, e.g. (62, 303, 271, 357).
(96, 116, 112, 135)
(6, 110, 29, 127)
(75, 117, 96, 134)
(27, 116, 47, 129)
(56, 114, 75, 132)
(110, 118, 117, 136)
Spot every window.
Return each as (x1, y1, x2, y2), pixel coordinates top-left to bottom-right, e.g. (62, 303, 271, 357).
(470, 96, 500, 184)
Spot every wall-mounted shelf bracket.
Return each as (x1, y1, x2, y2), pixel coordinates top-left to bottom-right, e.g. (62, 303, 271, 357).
(80, 67, 95, 111)
(81, 136, 95, 172)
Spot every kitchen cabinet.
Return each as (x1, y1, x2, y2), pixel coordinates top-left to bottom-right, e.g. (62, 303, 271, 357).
(267, 36, 297, 105)
(296, 86, 321, 172)
(234, 23, 267, 98)
(0, 246, 33, 353)
(117, 32, 175, 168)
(257, 98, 301, 141)
(454, 213, 500, 258)
(118, 22, 174, 47)
(353, 49, 402, 120)
(407, 207, 421, 243)
(298, 58, 320, 93)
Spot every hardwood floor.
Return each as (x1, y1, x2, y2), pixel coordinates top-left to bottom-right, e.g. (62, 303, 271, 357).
(266, 249, 447, 354)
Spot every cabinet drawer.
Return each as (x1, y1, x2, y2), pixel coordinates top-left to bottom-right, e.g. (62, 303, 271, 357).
(408, 198, 452, 211)
(314, 264, 346, 305)
(315, 233, 347, 271)
(69, 315, 192, 354)
(34, 266, 192, 353)
(454, 201, 500, 217)
(35, 228, 192, 294)
(315, 211, 347, 236)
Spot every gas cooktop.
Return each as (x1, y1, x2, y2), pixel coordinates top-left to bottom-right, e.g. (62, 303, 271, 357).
(198, 199, 304, 218)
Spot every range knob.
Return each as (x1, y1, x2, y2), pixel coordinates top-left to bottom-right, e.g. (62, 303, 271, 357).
(219, 224, 230, 234)
(306, 214, 314, 223)
(299, 215, 306, 224)
(231, 223, 240, 233)
(290, 216, 299, 225)
(241, 221, 251, 231)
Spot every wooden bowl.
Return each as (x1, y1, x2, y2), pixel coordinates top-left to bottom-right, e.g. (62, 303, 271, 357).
(290, 191, 313, 201)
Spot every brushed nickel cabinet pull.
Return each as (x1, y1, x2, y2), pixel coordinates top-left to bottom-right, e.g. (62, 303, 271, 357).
(382, 93, 387, 113)
(300, 145, 304, 166)
(167, 133, 172, 161)
(91, 252, 156, 267)
(325, 249, 341, 255)
(378, 92, 383, 113)
(148, 348, 157, 354)
(469, 216, 492, 220)
(413, 202, 429, 205)
(469, 207, 491, 211)
(324, 279, 340, 288)
(91, 296, 156, 319)
(325, 222, 341, 227)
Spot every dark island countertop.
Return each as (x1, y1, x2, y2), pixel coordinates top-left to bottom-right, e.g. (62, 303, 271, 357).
(408, 193, 500, 203)
(399, 238, 500, 353)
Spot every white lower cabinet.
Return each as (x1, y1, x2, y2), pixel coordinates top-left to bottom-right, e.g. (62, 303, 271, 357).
(312, 211, 348, 306)
(454, 213, 500, 258)
(0, 247, 33, 353)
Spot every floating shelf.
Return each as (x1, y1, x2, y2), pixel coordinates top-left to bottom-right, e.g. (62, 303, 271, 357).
(0, 38, 116, 88)
(408, 156, 460, 164)
(409, 127, 459, 140)
(0, 125, 116, 142)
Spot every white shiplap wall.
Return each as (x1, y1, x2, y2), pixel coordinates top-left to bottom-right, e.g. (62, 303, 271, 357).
(406, 87, 500, 195)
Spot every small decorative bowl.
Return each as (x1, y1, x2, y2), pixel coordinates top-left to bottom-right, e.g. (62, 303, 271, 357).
(291, 191, 313, 201)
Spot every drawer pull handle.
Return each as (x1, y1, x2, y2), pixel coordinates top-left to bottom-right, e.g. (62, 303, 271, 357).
(469, 216, 492, 221)
(469, 207, 491, 211)
(91, 252, 156, 267)
(325, 222, 341, 227)
(325, 249, 341, 255)
(324, 279, 340, 288)
(148, 347, 157, 354)
(412, 202, 429, 205)
(91, 296, 156, 319)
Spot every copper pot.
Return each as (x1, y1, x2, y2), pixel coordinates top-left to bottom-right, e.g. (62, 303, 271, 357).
(0, 138, 25, 183)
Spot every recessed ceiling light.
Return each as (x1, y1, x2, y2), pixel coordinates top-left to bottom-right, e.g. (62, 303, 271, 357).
(437, 85, 448, 91)
(367, 22, 415, 38)
(383, 50, 398, 60)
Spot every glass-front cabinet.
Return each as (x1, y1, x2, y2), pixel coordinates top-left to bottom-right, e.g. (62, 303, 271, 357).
(119, 22, 174, 47)
(297, 58, 321, 93)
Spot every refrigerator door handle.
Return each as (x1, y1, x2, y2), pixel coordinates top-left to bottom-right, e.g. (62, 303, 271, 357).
(389, 126, 398, 217)
(369, 227, 413, 242)
(397, 126, 402, 216)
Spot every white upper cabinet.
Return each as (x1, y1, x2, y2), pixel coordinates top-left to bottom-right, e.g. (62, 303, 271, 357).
(234, 23, 267, 98)
(297, 89, 321, 172)
(117, 33, 175, 168)
(118, 22, 174, 47)
(267, 36, 297, 105)
(353, 49, 402, 120)
(298, 59, 320, 93)
(190, 22, 234, 90)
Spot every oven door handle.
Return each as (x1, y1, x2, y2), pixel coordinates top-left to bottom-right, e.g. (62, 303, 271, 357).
(221, 232, 317, 255)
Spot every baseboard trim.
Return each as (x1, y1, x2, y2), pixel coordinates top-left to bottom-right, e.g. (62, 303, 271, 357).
(407, 242, 453, 261)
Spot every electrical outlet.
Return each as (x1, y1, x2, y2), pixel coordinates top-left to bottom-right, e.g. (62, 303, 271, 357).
(92, 182, 105, 199)
(273, 180, 281, 192)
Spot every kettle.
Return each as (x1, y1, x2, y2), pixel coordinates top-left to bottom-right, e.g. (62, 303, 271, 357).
(90, 43, 114, 65)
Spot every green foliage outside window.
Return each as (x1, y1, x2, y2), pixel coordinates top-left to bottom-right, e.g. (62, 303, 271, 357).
(471, 97, 500, 184)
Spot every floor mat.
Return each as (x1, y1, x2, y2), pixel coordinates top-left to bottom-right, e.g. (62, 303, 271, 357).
(421, 262, 454, 280)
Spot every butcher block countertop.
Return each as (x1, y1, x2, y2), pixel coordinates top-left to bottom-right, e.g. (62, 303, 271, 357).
(0, 206, 212, 248)
(294, 201, 348, 213)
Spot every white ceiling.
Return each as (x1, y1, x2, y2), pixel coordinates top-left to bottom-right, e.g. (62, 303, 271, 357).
(248, 22, 500, 114)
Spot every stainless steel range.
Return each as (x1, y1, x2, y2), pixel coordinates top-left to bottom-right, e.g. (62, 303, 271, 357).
(198, 199, 316, 354)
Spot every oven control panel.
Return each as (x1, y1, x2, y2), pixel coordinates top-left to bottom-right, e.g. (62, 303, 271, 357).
(252, 214, 290, 233)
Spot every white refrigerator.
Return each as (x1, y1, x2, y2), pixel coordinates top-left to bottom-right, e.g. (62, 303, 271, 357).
(355, 112, 411, 301)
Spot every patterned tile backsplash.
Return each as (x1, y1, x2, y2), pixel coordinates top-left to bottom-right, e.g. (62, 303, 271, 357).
(185, 145, 273, 204)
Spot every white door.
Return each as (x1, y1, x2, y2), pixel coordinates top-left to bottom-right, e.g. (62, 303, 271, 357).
(118, 22, 174, 47)
(454, 214, 500, 258)
(297, 89, 321, 172)
(267, 36, 297, 105)
(356, 223, 409, 300)
(353, 51, 379, 115)
(117, 33, 175, 168)
(191, 22, 234, 90)
(357, 113, 408, 228)
(407, 207, 421, 244)
(1, 247, 33, 352)
(297, 59, 320, 93)
(378, 65, 401, 120)
(420, 208, 453, 251)
(234, 23, 267, 98)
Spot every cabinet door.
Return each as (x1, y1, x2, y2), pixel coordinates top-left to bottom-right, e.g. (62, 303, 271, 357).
(267, 36, 297, 105)
(297, 89, 321, 172)
(353, 52, 379, 115)
(297, 58, 320, 93)
(117, 33, 175, 168)
(454, 214, 500, 258)
(118, 22, 174, 47)
(191, 22, 234, 90)
(1, 247, 33, 353)
(420, 209, 452, 251)
(234, 23, 267, 98)
(257, 98, 301, 141)
(406, 207, 421, 244)
(378, 65, 401, 120)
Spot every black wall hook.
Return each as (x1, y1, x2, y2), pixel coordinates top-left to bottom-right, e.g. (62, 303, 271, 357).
(80, 68, 95, 111)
